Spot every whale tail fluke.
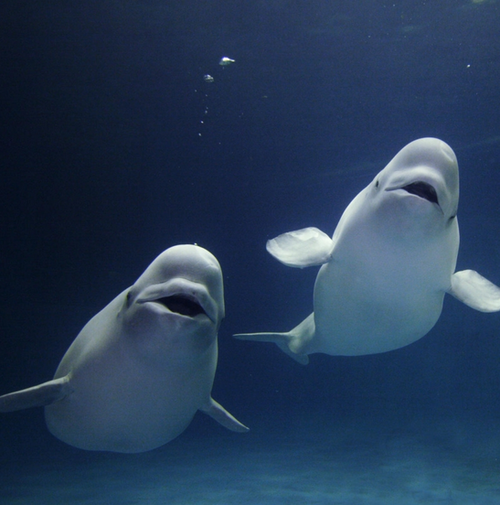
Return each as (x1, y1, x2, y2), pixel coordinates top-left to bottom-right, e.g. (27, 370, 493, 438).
(234, 313, 315, 365)
(234, 331, 310, 364)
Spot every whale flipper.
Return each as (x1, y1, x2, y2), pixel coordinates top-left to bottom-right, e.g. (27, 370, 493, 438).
(201, 397, 249, 432)
(266, 227, 333, 268)
(449, 269, 500, 312)
(0, 375, 73, 412)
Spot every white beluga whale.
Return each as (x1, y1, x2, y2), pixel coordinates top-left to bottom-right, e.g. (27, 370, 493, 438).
(0, 244, 248, 452)
(235, 138, 500, 364)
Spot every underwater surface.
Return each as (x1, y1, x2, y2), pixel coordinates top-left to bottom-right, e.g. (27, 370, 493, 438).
(1, 0, 500, 503)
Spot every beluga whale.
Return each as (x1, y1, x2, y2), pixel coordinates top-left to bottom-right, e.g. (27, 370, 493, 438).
(0, 244, 248, 452)
(235, 138, 500, 364)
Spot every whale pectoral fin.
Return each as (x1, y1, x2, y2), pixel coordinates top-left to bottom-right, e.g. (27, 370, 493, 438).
(0, 374, 74, 413)
(201, 398, 249, 433)
(266, 227, 333, 268)
(449, 270, 500, 312)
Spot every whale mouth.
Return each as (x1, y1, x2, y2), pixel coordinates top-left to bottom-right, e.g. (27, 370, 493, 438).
(155, 295, 207, 318)
(402, 181, 439, 205)
(136, 279, 219, 323)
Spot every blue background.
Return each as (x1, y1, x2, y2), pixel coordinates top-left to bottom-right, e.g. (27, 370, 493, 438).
(1, 1, 500, 502)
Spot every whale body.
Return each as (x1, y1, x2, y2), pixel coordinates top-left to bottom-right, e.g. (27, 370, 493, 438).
(0, 244, 248, 452)
(235, 138, 500, 364)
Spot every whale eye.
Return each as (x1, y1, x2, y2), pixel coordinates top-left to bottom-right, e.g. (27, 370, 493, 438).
(126, 290, 133, 308)
(375, 180, 380, 188)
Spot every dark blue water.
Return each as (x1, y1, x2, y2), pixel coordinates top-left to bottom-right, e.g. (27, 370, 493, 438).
(1, 1, 500, 503)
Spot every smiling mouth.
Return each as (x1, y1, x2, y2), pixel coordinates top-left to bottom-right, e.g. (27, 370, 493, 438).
(155, 295, 207, 318)
(402, 181, 439, 205)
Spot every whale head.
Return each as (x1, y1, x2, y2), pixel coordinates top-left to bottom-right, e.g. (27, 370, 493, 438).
(123, 244, 225, 357)
(373, 137, 459, 222)
(361, 138, 460, 244)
